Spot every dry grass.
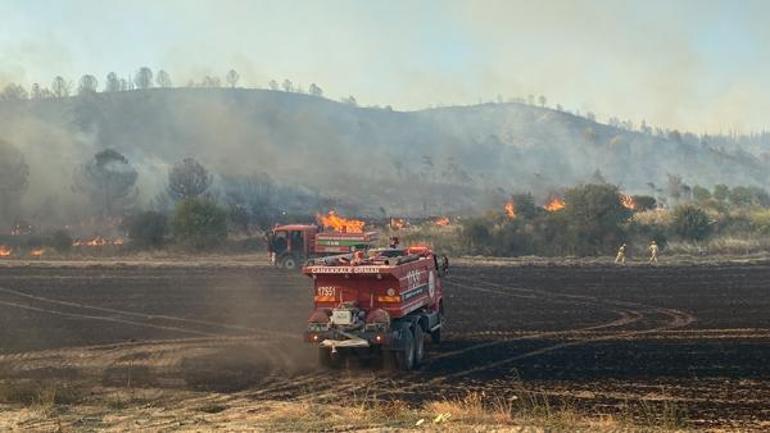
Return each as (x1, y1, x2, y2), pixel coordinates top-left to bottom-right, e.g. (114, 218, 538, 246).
(667, 236, 770, 255)
(0, 380, 84, 408)
(0, 383, 701, 433)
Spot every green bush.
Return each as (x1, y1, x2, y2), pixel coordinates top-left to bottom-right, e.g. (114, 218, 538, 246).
(460, 218, 492, 255)
(228, 203, 251, 233)
(632, 195, 657, 212)
(713, 184, 729, 202)
(49, 230, 72, 253)
(692, 185, 712, 202)
(672, 205, 712, 241)
(458, 184, 634, 257)
(749, 210, 770, 235)
(127, 211, 168, 248)
(172, 198, 228, 249)
(561, 183, 631, 255)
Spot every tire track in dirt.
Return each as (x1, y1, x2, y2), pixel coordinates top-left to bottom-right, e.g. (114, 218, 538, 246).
(302, 273, 695, 403)
(0, 286, 295, 338)
(388, 275, 697, 399)
(0, 299, 220, 337)
(427, 279, 645, 363)
(0, 284, 301, 380)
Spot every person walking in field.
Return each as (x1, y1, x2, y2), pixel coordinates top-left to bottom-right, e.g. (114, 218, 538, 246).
(615, 243, 627, 264)
(648, 241, 659, 264)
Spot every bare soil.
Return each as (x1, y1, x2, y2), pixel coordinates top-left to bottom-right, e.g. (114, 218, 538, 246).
(0, 260, 768, 431)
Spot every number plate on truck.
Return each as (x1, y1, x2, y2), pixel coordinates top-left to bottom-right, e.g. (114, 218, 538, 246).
(331, 310, 353, 325)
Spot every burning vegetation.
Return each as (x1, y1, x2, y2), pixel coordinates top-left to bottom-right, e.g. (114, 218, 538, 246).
(0, 245, 12, 257)
(504, 200, 516, 220)
(316, 210, 366, 233)
(620, 193, 637, 210)
(434, 217, 451, 227)
(544, 197, 566, 212)
(389, 218, 407, 230)
(72, 236, 126, 248)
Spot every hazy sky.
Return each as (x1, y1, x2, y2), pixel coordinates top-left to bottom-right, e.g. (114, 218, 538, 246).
(1, 0, 769, 133)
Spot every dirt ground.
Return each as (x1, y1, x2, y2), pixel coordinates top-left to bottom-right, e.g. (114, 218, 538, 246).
(0, 259, 769, 431)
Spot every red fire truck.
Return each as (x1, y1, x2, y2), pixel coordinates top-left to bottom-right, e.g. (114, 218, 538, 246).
(303, 246, 449, 370)
(267, 224, 378, 270)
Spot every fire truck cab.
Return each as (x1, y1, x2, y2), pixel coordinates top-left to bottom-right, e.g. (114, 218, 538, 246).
(268, 224, 377, 270)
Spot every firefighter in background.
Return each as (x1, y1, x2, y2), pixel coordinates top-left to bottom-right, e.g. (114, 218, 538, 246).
(649, 240, 659, 264)
(351, 250, 366, 265)
(614, 243, 627, 264)
(389, 236, 400, 249)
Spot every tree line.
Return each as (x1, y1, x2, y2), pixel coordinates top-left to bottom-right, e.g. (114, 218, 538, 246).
(0, 138, 284, 249)
(0, 66, 351, 104)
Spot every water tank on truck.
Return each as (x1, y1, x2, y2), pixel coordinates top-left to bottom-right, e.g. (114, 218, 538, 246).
(302, 246, 449, 370)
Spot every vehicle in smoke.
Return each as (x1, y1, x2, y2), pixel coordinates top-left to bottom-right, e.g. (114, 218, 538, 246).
(267, 224, 378, 270)
(303, 245, 448, 370)
(267, 211, 377, 270)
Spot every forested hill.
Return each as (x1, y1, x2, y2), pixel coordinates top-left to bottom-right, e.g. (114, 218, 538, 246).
(0, 88, 768, 217)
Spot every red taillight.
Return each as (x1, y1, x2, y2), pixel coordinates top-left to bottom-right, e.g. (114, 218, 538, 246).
(308, 310, 330, 323)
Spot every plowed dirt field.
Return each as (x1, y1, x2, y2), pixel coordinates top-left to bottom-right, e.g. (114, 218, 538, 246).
(1, 261, 768, 430)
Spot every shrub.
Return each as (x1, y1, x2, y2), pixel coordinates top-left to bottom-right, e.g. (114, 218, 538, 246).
(460, 218, 492, 255)
(713, 184, 729, 202)
(49, 230, 73, 253)
(127, 211, 168, 248)
(561, 183, 631, 255)
(692, 185, 712, 202)
(228, 203, 251, 233)
(632, 195, 657, 212)
(672, 205, 712, 241)
(172, 198, 228, 249)
(750, 210, 770, 235)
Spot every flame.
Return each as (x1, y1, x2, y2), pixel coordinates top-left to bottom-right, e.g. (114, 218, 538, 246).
(72, 236, 125, 247)
(434, 217, 450, 227)
(0, 245, 12, 257)
(390, 218, 407, 230)
(316, 210, 365, 233)
(620, 193, 636, 210)
(544, 197, 566, 212)
(504, 199, 517, 219)
(30, 248, 45, 257)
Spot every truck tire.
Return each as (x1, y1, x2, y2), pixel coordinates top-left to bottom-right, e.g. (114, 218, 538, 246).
(395, 328, 416, 371)
(281, 256, 297, 270)
(431, 302, 444, 344)
(413, 325, 425, 365)
(431, 327, 441, 344)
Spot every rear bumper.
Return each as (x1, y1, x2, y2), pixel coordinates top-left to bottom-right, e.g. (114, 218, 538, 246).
(304, 329, 392, 348)
(319, 338, 369, 349)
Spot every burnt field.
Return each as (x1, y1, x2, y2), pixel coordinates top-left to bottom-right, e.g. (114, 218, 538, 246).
(0, 261, 769, 430)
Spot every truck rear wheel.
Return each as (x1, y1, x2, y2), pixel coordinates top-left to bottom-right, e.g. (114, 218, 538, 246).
(395, 328, 416, 371)
(281, 256, 297, 270)
(431, 303, 444, 344)
(413, 325, 425, 365)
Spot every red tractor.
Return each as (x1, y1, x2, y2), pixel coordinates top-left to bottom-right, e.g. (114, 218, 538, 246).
(267, 224, 378, 270)
(303, 246, 449, 370)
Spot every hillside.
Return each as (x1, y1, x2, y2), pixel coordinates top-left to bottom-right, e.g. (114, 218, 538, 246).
(0, 88, 767, 221)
